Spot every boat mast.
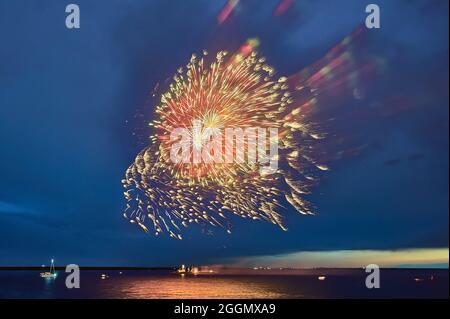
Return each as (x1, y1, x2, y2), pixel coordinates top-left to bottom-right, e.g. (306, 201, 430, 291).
(50, 259, 55, 274)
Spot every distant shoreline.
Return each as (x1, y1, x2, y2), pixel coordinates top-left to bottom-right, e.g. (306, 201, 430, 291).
(0, 267, 448, 271)
(0, 266, 175, 271)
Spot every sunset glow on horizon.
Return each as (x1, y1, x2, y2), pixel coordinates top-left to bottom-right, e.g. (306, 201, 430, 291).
(229, 248, 449, 269)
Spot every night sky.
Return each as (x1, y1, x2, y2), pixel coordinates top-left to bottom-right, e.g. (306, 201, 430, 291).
(0, 0, 448, 267)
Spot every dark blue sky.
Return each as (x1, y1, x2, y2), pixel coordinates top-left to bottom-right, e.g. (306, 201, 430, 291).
(0, 0, 448, 266)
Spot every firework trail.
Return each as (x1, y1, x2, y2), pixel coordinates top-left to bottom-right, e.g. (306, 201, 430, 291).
(122, 49, 329, 239)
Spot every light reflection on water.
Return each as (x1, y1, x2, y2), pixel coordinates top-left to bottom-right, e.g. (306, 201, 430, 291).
(101, 275, 294, 299)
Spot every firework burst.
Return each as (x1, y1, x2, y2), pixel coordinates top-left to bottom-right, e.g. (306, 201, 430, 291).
(122, 49, 326, 239)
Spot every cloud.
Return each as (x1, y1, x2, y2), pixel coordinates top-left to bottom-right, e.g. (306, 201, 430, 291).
(228, 248, 449, 268)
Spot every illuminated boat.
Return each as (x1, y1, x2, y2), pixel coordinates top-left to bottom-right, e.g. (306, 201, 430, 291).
(173, 265, 213, 275)
(40, 259, 57, 278)
(174, 264, 187, 275)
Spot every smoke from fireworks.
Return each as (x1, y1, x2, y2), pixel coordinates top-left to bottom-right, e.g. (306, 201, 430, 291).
(122, 48, 327, 239)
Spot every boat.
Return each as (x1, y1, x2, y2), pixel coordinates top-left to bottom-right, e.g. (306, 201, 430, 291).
(40, 259, 57, 278)
(172, 265, 214, 275)
(174, 264, 187, 275)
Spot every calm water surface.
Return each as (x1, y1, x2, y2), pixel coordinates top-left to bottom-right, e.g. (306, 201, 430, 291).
(0, 269, 447, 299)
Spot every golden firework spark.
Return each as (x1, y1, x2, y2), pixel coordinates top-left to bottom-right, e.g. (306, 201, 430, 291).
(122, 49, 326, 239)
